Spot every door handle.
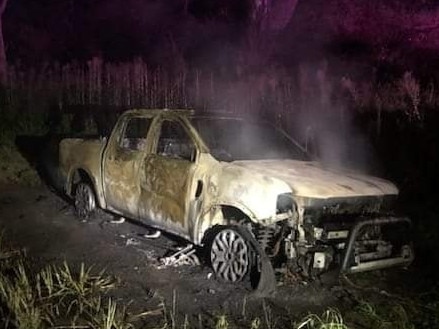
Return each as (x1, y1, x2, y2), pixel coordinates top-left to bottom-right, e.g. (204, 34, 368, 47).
(195, 180, 203, 198)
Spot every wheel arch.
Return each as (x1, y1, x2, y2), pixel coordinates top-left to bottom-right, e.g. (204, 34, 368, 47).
(194, 203, 256, 245)
(67, 167, 105, 208)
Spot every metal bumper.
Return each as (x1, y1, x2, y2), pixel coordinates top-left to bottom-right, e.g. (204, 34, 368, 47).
(340, 217, 414, 274)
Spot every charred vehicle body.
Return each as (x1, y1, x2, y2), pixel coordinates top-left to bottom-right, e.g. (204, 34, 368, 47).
(58, 109, 413, 286)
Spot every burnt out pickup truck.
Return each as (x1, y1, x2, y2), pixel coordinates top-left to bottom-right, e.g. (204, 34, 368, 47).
(59, 109, 413, 287)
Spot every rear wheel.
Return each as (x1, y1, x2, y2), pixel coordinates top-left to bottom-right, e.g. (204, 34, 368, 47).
(74, 182, 96, 219)
(210, 228, 253, 282)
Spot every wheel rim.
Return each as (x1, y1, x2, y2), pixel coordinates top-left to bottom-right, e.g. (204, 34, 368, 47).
(75, 183, 95, 218)
(211, 229, 250, 282)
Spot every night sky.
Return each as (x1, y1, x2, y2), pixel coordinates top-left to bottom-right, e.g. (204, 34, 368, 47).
(5, 0, 253, 65)
(4, 0, 439, 73)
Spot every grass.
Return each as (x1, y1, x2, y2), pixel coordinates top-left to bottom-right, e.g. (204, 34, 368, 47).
(0, 110, 48, 186)
(295, 308, 348, 329)
(0, 143, 41, 186)
(0, 234, 148, 329)
(0, 260, 132, 328)
(354, 301, 414, 329)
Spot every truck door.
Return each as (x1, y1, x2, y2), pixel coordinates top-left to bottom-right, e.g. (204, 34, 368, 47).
(102, 116, 153, 217)
(139, 118, 197, 236)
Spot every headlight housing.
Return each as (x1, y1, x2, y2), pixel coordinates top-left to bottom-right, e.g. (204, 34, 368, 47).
(276, 193, 294, 214)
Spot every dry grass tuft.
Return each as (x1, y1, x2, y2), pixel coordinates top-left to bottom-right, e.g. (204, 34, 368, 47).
(0, 250, 155, 329)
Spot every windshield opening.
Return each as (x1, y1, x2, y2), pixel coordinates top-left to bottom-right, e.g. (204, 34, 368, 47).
(191, 117, 309, 162)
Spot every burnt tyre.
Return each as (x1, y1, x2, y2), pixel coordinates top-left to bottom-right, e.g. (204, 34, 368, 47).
(74, 182, 96, 219)
(210, 228, 254, 282)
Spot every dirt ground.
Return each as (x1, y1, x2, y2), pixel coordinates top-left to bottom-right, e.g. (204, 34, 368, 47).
(0, 183, 428, 327)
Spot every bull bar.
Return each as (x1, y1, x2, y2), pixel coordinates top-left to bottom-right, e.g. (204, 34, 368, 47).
(340, 217, 414, 274)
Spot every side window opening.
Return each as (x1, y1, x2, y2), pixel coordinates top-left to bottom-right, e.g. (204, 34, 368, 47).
(157, 120, 196, 161)
(120, 117, 152, 151)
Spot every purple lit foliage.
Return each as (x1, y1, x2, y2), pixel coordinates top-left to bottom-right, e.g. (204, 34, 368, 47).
(2, 0, 439, 126)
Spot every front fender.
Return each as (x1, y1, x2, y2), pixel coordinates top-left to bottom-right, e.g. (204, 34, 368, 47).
(192, 202, 256, 245)
(214, 164, 292, 220)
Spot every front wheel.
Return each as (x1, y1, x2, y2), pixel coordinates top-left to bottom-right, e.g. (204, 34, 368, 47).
(210, 228, 253, 282)
(74, 182, 96, 219)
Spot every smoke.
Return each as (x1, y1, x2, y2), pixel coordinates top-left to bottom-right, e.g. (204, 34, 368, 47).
(306, 110, 379, 174)
(291, 62, 380, 174)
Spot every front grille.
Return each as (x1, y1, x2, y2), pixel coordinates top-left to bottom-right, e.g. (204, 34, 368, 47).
(304, 195, 397, 226)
